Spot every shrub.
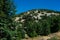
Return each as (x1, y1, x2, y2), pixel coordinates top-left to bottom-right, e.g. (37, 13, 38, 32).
(47, 37, 58, 40)
(25, 21, 37, 37)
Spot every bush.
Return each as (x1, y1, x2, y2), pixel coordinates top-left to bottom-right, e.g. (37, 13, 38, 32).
(27, 31, 37, 37)
(47, 37, 58, 40)
(25, 21, 37, 37)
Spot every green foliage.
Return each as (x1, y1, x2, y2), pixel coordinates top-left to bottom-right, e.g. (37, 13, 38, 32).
(41, 20, 50, 35)
(23, 11, 60, 38)
(25, 21, 37, 37)
(47, 37, 58, 40)
(0, 0, 60, 39)
(0, 0, 22, 40)
(50, 15, 59, 33)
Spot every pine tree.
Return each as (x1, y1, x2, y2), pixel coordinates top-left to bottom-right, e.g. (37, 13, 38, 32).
(0, 0, 16, 40)
(0, 0, 16, 18)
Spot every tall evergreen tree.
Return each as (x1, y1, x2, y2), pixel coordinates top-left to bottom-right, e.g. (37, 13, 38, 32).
(0, 0, 16, 18)
(0, 0, 16, 40)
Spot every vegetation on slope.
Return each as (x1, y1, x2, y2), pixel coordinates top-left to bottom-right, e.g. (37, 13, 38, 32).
(0, 0, 60, 40)
(16, 9, 60, 38)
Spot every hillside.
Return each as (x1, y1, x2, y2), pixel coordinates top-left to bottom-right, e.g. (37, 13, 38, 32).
(15, 9, 60, 22)
(15, 9, 60, 40)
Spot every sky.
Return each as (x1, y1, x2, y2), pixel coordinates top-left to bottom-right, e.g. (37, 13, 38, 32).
(14, 0, 60, 14)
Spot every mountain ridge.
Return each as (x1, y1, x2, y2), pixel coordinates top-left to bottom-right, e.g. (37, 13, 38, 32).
(17, 9, 60, 16)
(15, 9, 60, 22)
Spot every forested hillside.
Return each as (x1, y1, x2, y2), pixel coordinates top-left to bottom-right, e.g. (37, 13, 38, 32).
(0, 0, 60, 40)
(15, 9, 60, 39)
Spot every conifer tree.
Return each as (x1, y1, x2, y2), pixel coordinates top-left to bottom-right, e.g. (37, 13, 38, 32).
(0, 0, 16, 18)
(0, 0, 16, 40)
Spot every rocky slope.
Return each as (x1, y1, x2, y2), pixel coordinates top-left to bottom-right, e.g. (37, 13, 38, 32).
(15, 9, 60, 40)
(15, 9, 60, 23)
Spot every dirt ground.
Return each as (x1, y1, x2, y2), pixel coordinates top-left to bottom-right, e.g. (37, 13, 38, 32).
(22, 32, 60, 40)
